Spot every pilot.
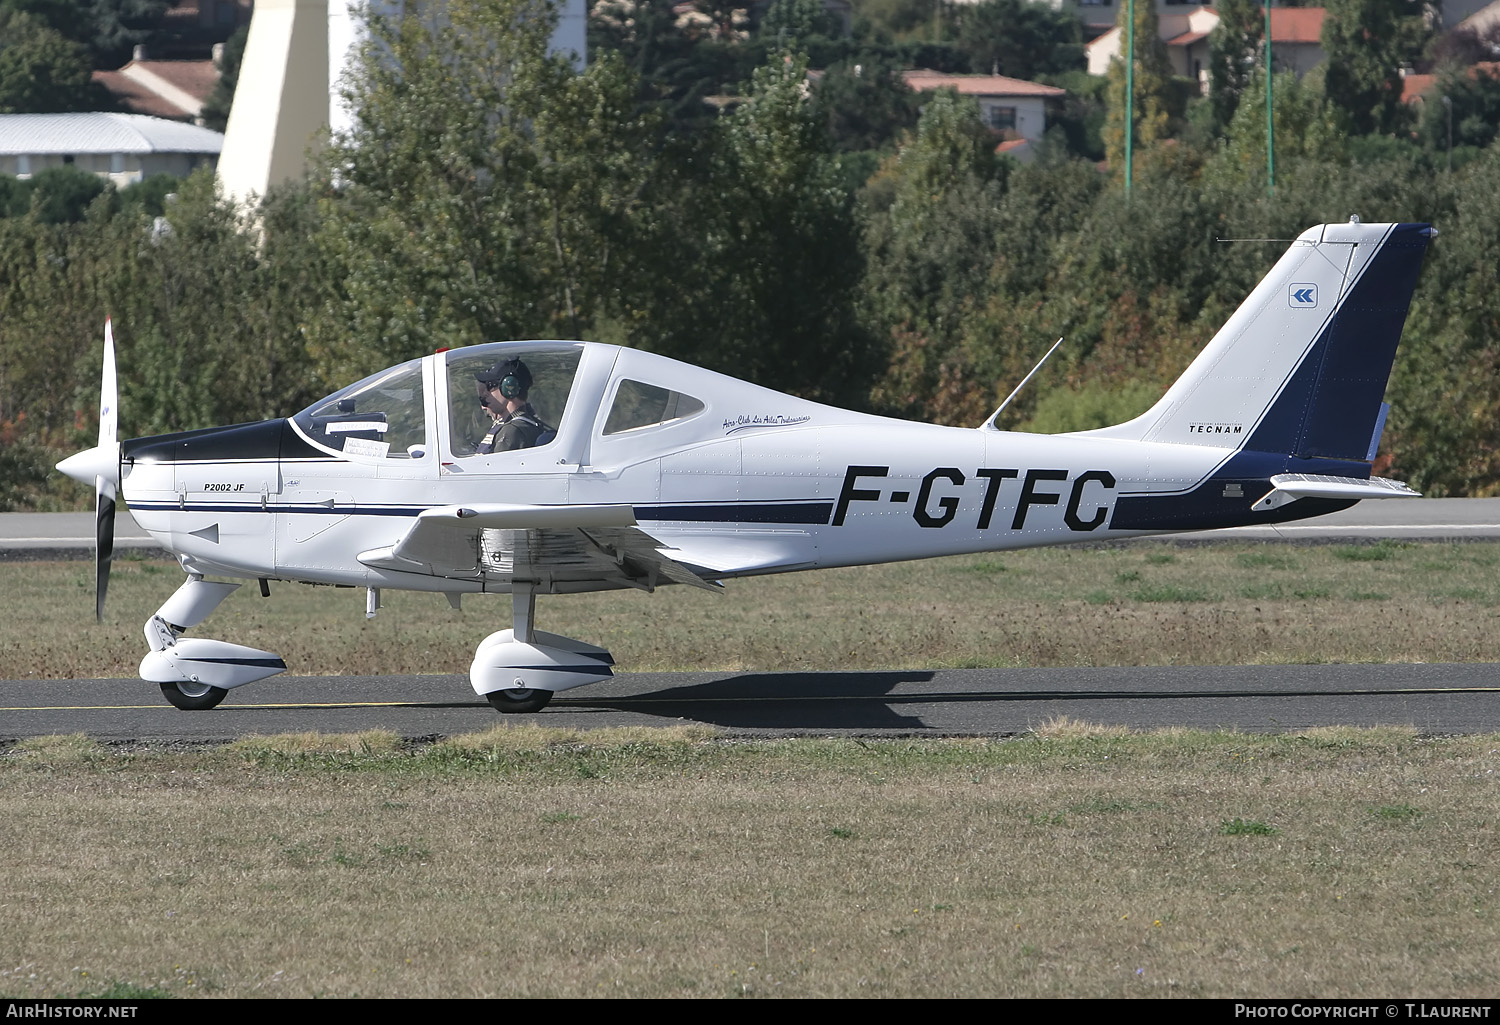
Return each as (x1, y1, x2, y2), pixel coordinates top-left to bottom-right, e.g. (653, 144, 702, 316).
(475, 358, 549, 453)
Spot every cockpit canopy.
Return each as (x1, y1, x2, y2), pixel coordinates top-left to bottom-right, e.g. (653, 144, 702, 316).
(292, 342, 588, 460)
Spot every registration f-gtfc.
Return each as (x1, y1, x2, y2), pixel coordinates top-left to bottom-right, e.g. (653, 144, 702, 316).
(57, 220, 1435, 712)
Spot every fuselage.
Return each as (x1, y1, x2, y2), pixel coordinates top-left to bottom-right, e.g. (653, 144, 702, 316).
(117, 340, 1353, 595)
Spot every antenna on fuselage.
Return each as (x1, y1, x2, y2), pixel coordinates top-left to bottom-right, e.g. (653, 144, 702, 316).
(982, 337, 1064, 431)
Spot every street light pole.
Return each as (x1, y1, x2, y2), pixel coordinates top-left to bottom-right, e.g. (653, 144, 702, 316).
(1265, 2, 1274, 196)
(1125, 0, 1134, 199)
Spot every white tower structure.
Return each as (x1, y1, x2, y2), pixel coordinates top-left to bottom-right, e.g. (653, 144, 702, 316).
(219, 0, 587, 207)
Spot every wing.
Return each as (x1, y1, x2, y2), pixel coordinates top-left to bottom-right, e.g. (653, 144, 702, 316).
(357, 503, 722, 593)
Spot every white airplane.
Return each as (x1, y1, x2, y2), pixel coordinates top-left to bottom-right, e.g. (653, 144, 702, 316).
(57, 218, 1434, 713)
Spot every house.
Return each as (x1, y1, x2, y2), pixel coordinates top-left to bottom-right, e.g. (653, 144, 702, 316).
(1022, 0, 1214, 42)
(1399, 59, 1500, 103)
(1087, 6, 1327, 93)
(902, 70, 1066, 160)
(93, 59, 220, 125)
(0, 113, 223, 186)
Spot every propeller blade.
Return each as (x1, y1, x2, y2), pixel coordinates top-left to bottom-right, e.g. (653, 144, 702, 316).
(96, 476, 115, 622)
(56, 318, 124, 618)
(100, 317, 117, 449)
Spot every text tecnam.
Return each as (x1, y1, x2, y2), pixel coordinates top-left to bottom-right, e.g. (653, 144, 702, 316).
(832, 465, 1117, 532)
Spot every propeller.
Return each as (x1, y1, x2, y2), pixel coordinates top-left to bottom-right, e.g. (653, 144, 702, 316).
(56, 318, 121, 621)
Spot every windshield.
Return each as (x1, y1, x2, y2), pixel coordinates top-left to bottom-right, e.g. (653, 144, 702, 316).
(292, 358, 427, 458)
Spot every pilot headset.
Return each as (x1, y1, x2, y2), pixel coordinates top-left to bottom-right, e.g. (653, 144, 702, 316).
(496, 371, 523, 399)
(480, 359, 531, 400)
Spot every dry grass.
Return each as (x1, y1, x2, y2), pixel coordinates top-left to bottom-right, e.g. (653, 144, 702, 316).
(1, 727, 1497, 998)
(1029, 715, 1134, 741)
(3, 542, 1500, 679)
(433, 722, 717, 756)
(227, 730, 405, 757)
(9, 733, 106, 763)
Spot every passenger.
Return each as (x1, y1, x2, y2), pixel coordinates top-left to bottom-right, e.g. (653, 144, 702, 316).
(474, 358, 550, 453)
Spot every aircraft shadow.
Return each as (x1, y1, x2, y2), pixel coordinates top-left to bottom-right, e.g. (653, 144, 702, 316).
(569, 670, 938, 730)
(564, 671, 1479, 731)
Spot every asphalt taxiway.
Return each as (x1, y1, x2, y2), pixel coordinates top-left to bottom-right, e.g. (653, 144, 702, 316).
(3, 663, 1498, 742)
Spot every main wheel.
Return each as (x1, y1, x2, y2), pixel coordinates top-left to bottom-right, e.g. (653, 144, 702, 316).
(159, 680, 228, 711)
(485, 688, 553, 714)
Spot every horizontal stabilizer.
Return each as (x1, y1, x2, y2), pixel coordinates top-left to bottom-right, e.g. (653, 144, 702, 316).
(1250, 473, 1420, 512)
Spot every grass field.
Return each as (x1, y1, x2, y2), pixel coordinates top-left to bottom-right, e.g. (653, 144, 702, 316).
(2, 724, 1497, 998)
(2, 541, 1498, 679)
(4, 543, 1497, 998)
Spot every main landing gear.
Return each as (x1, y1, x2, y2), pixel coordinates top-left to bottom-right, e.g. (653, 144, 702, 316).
(469, 583, 614, 714)
(139, 575, 610, 715)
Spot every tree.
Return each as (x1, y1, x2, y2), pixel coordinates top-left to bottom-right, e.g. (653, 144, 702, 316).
(1206, 0, 1261, 132)
(952, 0, 1084, 81)
(863, 89, 1007, 418)
(759, 0, 833, 44)
(0, 9, 97, 113)
(1321, 0, 1427, 135)
(1200, 70, 1345, 193)
(699, 49, 868, 400)
(1101, 0, 1176, 180)
(24, 165, 107, 223)
(1413, 64, 1500, 156)
(590, 0, 757, 133)
(810, 55, 919, 153)
(199, 24, 246, 134)
(312, 0, 664, 381)
(1, 0, 169, 67)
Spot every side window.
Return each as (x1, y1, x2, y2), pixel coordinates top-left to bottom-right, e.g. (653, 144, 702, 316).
(604, 380, 705, 435)
(446, 348, 580, 457)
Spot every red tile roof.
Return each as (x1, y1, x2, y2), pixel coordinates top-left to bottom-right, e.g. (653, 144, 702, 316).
(1269, 8, 1325, 44)
(1400, 72, 1437, 103)
(1166, 30, 1213, 47)
(1401, 61, 1500, 103)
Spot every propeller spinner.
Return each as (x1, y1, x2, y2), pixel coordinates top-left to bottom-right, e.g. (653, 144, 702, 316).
(55, 318, 121, 621)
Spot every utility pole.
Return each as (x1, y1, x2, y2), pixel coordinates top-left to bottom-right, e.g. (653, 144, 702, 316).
(1125, 0, 1134, 198)
(1265, 1, 1275, 196)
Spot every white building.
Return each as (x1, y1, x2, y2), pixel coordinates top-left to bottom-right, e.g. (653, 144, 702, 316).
(902, 70, 1066, 161)
(1086, 6, 1327, 93)
(0, 113, 223, 186)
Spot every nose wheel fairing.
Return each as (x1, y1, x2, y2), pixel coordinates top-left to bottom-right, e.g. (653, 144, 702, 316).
(139, 577, 287, 705)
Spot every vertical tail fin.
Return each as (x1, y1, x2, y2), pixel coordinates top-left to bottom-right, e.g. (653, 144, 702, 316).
(1086, 220, 1434, 469)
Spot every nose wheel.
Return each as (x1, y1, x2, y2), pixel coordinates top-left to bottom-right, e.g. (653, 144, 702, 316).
(158, 680, 229, 711)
